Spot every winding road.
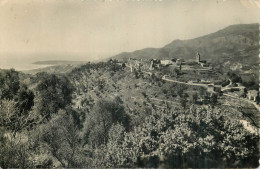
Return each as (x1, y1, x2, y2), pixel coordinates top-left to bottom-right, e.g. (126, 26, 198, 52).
(162, 76, 208, 87)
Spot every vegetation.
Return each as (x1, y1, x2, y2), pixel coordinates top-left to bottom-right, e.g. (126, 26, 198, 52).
(33, 72, 74, 120)
(0, 23, 259, 168)
(0, 60, 258, 168)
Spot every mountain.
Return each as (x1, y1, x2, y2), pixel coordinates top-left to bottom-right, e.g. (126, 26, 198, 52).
(114, 23, 259, 72)
(113, 48, 158, 60)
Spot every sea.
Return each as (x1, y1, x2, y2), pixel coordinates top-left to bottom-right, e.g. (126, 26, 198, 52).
(0, 57, 53, 71)
(0, 53, 76, 71)
(0, 53, 106, 71)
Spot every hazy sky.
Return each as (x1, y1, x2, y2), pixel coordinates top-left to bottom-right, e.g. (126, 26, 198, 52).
(0, 0, 259, 61)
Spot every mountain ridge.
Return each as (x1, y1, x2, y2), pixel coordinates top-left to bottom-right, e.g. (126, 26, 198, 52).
(113, 23, 259, 72)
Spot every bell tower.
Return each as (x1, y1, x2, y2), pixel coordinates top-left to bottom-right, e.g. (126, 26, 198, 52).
(196, 52, 200, 63)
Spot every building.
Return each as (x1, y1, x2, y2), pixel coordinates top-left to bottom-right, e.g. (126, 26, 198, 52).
(143, 71, 153, 78)
(196, 52, 200, 63)
(207, 84, 214, 93)
(160, 60, 173, 66)
(247, 90, 259, 102)
(196, 52, 208, 66)
(171, 58, 177, 62)
(214, 85, 222, 93)
(134, 61, 142, 70)
(150, 59, 161, 70)
(116, 62, 126, 67)
(200, 62, 209, 67)
(176, 59, 184, 65)
(207, 84, 222, 96)
(201, 79, 211, 84)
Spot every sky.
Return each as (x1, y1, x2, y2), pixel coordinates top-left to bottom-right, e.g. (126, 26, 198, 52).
(0, 0, 259, 62)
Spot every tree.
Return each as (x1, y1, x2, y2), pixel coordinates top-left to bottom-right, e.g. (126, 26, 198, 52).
(174, 68, 180, 76)
(0, 127, 32, 168)
(97, 79, 106, 91)
(210, 94, 218, 105)
(228, 72, 242, 83)
(15, 84, 34, 113)
(118, 107, 259, 168)
(0, 69, 20, 100)
(0, 99, 34, 136)
(83, 97, 129, 146)
(104, 123, 126, 167)
(34, 73, 74, 120)
(38, 110, 84, 167)
(180, 97, 188, 109)
(192, 93, 198, 104)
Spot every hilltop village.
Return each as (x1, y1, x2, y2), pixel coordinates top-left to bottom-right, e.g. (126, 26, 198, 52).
(113, 52, 259, 107)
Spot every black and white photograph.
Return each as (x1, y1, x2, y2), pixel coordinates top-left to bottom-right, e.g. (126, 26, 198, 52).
(0, 0, 259, 168)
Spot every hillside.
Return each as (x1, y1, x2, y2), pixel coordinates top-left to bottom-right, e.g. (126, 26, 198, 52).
(1, 24, 259, 168)
(114, 23, 259, 72)
(113, 48, 158, 60)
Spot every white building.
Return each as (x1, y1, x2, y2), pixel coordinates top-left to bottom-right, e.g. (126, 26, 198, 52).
(247, 90, 259, 102)
(160, 60, 173, 66)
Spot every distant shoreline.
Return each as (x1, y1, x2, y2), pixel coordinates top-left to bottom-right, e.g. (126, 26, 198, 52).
(33, 60, 86, 65)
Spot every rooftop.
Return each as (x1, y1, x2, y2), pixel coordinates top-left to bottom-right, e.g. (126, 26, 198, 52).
(248, 90, 259, 95)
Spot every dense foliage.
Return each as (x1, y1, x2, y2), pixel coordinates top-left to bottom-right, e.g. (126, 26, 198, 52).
(0, 63, 259, 168)
(33, 72, 74, 120)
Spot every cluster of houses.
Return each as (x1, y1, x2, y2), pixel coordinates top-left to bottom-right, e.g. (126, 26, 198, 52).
(149, 52, 209, 71)
(150, 58, 184, 71)
(203, 81, 259, 103)
(150, 59, 161, 70)
(111, 53, 259, 104)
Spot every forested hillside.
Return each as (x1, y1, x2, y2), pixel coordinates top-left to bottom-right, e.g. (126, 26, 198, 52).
(0, 59, 259, 168)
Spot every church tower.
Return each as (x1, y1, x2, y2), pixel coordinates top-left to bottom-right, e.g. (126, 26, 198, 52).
(196, 52, 200, 63)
